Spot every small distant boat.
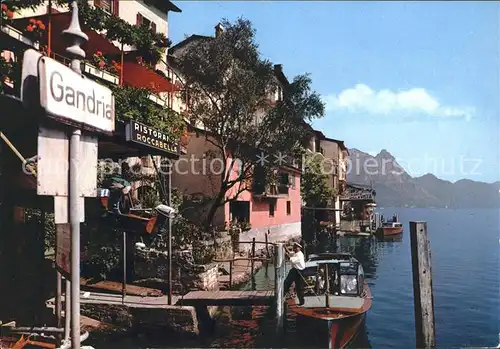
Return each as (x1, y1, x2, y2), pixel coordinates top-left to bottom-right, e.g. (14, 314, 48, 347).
(288, 253, 372, 349)
(376, 213, 403, 237)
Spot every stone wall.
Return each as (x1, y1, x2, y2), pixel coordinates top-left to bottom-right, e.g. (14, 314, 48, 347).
(81, 303, 199, 336)
(202, 232, 233, 260)
(133, 247, 219, 293)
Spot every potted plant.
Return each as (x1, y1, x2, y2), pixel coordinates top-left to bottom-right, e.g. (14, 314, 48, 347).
(240, 221, 251, 232)
(228, 221, 241, 253)
(1, 4, 14, 24)
(23, 18, 46, 43)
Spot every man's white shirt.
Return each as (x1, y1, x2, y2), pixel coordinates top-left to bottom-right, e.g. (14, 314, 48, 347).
(289, 250, 305, 270)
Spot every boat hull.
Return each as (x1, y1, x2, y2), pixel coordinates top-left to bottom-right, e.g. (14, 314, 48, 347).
(377, 226, 403, 236)
(295, 311, 366, 349)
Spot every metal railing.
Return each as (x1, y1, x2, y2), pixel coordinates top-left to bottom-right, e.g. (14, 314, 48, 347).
(214, 233, 276, 289)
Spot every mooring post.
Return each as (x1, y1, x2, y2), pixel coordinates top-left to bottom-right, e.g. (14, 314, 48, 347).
(251, 237, 256, 290)
(64, 278, 70, 341)
(410, 221, 436, 348)
(122, 231, 127, 304)
(62, 2, 88, 348)
(265, 232, 270, 277)
(265, 231, 270, 257)
(167, 160, 173, 305)
(229, 250, 234, 288)
(55, 271, 62, 345)
(274, 243, 285, 336)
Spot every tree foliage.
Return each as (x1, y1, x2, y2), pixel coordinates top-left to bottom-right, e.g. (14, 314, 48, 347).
(111, 85, 185, 140)
(301, 152, 333, 208)
(175, 18, 325, 228)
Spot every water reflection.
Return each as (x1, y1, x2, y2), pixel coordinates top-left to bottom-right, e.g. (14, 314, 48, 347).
(89, 232, 392, 348)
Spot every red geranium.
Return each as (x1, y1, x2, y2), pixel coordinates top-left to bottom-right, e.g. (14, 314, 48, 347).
(26, 25, 34, 32)
(1, 4, 7, 11)
(98, 60, 105, 68)
(6, 10, 13, 18)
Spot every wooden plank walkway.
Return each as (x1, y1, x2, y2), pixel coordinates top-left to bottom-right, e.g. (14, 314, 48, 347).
(180, 290, 275, 306)
(47, 292, 180, 309)
(80, 278, 163, 297)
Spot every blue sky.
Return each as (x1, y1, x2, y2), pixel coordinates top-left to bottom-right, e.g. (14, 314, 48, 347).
(168, 1, 499, 183)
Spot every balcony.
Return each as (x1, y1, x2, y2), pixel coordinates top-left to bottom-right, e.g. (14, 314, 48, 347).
(252, 169, 290, 198)
(4, 12, 181, 102)
(1, 24, 39, 50)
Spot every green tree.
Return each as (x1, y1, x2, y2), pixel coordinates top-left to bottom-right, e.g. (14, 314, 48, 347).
(175, 18, 325, 230)
(301, 152, 333, 208)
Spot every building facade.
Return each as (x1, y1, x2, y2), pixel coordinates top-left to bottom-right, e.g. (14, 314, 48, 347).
(168, 24, 302, 243)
(1, 0, 184, 206)
(306, 130, 349, 227)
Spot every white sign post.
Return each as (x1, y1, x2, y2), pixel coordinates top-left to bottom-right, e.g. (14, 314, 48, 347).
(21, 2, 115, 348)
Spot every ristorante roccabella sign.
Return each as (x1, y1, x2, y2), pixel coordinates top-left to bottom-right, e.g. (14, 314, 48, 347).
(38, 54, 115, 133)
(126, 120, 180, 154)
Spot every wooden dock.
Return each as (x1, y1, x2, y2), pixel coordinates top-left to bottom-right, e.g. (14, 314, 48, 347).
(47, 292, 178, 309)
(180, 290, 275, 306)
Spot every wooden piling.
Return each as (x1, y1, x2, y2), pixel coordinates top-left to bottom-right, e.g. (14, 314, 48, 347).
(55, 270, 62, 346)
(229, 251, 234, 288)
(274, 243, 285, 336)
(251, 237, 256, 290)
(265, 232, 270, 277)
(410, 221, 436, 348)
(265, 231, 270, 257)
(122, 231, 127, 304)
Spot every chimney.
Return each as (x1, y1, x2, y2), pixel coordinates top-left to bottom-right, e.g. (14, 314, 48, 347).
(274, 64, 283, 74)
(215, 23, 224, 38)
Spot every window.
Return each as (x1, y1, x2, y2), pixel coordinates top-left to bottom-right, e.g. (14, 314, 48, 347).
(315, 140, 321, 153)
(286, 201, 291, 215)
(290, 174, 296, 189)
(278, 172, 290, 195)
(95, 0, 118, 16)
(229, 201, 250, 223)
(275, 86, 283, 101)
(269, 202, 275, 217)
(137, 13, 157, 33)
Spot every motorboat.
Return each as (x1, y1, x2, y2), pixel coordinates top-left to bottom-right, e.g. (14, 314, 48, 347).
(287, 252, 372, 349)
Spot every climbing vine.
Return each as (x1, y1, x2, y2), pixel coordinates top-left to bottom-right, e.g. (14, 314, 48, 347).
(111, 85, 185, 140)
(2, 0, 171, 65)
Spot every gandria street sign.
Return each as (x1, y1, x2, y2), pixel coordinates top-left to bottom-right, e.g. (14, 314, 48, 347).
(38, 53, 115, 133)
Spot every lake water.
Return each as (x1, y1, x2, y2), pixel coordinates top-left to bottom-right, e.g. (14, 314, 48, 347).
(87, 208, 499, 348)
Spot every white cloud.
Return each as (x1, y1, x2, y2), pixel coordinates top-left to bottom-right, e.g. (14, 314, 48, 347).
(324, 84, 474, 121)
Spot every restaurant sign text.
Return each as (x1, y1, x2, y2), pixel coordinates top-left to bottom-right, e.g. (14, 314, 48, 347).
(126, 120, 179, 154)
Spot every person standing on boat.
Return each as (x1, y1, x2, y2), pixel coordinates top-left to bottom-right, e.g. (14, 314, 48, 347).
(284, 242, 306, 305)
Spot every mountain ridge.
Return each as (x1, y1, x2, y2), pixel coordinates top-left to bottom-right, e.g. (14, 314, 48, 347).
(347, 148, 500, 208)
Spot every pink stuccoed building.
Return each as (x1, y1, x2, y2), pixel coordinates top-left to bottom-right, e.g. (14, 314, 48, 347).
(171, 130, 302, 244)
(224, 158, 302, 243)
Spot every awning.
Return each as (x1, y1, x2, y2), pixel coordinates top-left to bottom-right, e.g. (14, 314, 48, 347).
(122, 60, 177, 93)
(11, 12, 121, 56)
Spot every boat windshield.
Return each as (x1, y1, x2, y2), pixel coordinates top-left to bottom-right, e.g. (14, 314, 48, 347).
(301, 261, 361, 297)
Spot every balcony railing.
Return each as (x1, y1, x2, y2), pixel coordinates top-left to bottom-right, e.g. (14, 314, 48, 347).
(82, 61, 120, 85)
(277, 184, 289, 195)
(1, 24, 39, 50)
(49, 52, 170, 108)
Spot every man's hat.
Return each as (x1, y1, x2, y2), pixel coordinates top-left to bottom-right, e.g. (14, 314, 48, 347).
(293, 242, 302, 248)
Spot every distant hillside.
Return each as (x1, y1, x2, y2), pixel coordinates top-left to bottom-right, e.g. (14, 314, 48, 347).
(347, 148, 500, 208)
